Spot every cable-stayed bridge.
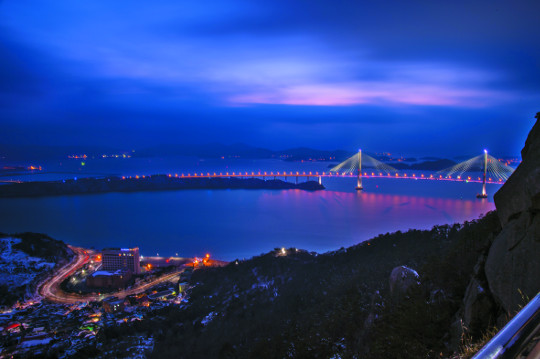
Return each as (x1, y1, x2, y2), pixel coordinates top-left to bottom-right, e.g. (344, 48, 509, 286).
(125, 150, 515, 198)
(329, 149, 515, 197)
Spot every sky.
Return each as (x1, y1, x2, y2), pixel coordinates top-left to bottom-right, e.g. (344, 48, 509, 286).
(1, 0, 539, 157)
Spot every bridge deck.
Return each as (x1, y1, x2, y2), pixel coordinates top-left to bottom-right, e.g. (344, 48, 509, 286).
(119, 172, 505, 185)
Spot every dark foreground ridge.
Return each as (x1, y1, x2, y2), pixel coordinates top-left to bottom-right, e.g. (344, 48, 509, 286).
(0, 175, 324, 198)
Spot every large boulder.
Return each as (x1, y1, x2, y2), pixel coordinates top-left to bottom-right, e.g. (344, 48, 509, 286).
(389, 266, 421, 302)
(485, 112, 540, 315)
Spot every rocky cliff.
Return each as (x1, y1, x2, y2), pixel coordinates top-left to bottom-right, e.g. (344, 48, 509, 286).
(484, 112, 540, 315)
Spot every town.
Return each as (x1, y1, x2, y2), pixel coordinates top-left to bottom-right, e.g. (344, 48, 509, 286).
(0, 245, 224, 357)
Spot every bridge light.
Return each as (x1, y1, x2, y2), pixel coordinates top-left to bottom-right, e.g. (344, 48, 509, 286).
(484, 149, 488, 154)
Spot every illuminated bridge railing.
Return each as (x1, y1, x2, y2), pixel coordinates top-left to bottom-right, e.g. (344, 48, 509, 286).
(119, 172, 506, 184)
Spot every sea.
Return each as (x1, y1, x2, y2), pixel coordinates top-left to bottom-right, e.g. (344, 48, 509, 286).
(0, 157, 498, 260)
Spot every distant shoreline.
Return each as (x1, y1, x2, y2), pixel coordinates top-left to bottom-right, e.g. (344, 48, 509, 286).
(0, 174, 325, 198)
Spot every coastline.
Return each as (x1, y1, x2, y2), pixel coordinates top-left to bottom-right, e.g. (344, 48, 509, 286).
(0, 174, 325, 198)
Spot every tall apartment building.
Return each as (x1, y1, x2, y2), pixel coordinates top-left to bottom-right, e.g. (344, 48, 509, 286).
(101, 247, 141, 274)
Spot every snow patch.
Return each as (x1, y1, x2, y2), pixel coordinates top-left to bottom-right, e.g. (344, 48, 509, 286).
(201, 311, 217, 326)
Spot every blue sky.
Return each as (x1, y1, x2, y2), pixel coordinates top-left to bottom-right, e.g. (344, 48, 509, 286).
(1, 0, 539, 156)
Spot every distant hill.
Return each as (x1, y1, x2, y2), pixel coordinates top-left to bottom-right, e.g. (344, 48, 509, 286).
(0, 144, 128, 161)
(138, 143, 354, 162)
(1, 142, 462, 165)
(137, 143, 275, 159)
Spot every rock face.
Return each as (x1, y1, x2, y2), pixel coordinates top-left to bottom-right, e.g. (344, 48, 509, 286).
(485, 112, 540, 315)
(494, 112, 540, 225)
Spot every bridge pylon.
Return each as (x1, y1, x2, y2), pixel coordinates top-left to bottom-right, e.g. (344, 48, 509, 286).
(476, 149, 488, 199)
(436, 148, 514, 198)
(329, 148, 398, 190)
(356, 149, 363, 191)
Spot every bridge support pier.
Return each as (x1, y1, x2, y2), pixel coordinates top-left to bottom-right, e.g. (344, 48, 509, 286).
(318, 176, 322, 186)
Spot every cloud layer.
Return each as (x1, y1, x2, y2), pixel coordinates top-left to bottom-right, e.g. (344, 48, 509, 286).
(0, 0, 539, 155)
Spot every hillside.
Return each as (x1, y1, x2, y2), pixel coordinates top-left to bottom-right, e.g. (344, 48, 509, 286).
(97, 213, 501, 358)
(0, 233, 73, 307)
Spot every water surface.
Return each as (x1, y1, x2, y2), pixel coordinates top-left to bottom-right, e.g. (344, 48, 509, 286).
(0, 177, 497, 260)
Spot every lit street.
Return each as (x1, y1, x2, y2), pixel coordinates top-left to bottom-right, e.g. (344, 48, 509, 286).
(39, 246, 184, 304)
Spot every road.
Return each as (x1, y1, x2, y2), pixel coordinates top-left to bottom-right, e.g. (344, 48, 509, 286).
(39, 246, 184, 304)
(39, 245, 92, 303)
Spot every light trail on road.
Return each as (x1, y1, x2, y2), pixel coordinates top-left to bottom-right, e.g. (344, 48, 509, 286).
(39, 246, 185, 304)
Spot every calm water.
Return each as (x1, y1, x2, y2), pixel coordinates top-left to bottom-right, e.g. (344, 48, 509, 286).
(0, 158, 498, 260)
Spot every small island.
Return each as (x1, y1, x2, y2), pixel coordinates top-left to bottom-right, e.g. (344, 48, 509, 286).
(0, 174, 324, 198)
